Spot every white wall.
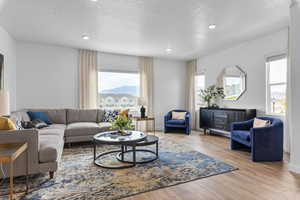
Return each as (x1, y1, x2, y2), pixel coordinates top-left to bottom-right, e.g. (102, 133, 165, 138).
(197, 29, 288, 115)
(16, 42, 78, 109)
(153, 58, 186, 130)
(289, 0, 300, 173)
(0, 26, 17, 111)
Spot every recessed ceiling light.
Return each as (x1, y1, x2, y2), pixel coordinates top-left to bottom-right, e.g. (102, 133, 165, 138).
(208, 24, 217, 30)
(90, 0, 98, 2)
(82, 35, 89, 40)
(166, 48, 172, 53)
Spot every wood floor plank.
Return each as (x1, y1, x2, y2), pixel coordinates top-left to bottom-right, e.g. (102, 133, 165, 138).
(124, 131, 300, 200)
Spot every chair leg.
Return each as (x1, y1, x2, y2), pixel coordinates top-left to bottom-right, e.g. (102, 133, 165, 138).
(49, 171, 54, 179)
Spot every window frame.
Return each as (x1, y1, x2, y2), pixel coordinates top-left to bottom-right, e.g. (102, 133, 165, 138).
(195, 73, 206, 109)
(98, 70, 140, 110)
(265, 54, 287, 116)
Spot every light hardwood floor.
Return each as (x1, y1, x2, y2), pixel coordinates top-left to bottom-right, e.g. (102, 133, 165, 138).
(125, 131, 300, 200)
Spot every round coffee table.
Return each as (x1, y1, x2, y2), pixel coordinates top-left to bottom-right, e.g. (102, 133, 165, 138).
(93, 131, 147, 169)
(116, 135, 159, 164)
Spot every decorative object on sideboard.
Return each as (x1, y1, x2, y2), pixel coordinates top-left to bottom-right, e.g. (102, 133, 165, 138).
(217, 65, 247, 101)
(0, 90, 10, 117)
(200, 85, 225, 107)
(0, 53, 3, 89)
(138, 97, 147, 118)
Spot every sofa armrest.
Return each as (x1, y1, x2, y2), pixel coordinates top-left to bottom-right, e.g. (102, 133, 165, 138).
(164, 112, 172, 122)
(250, 124, 283, 161)
(231, 119, 254, 131)
(0, 129, 40, 178)
(185, 113, 191, 125)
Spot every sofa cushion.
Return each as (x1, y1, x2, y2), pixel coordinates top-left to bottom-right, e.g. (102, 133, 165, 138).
(65, 122, 101, 137)
(97, 109, 105, 123)
(166, 119, 185, 125)
(231, 130, 251, 142)
(39, 135, 63, 163)
(67, 109, 98, 124)
(28, 109, 67, 124)
(38, 124, 65, 138)
(27, 112, 52, 125)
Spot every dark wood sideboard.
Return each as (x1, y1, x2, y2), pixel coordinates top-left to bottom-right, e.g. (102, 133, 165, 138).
(199, 108, 256, 137)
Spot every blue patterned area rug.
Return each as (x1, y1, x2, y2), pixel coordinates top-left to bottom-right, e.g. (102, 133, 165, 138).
(0, 138, 237, 200)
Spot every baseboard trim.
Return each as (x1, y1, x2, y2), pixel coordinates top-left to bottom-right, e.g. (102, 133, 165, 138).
(288, 163, 300, 174)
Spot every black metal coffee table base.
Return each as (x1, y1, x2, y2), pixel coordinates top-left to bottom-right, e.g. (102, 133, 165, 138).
(93, 134, 159, 169)
(116, 149, 158, 164)
(94, 145, 137, 169)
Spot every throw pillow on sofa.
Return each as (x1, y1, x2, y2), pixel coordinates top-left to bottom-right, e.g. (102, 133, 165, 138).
(31, 119, 48, 129)
(172, 111, 187, 120)
(253, 118, 271, 128)
(103, 110, 119, 122)
(0, 117, 17, 130)
(27, 111, 52, 125)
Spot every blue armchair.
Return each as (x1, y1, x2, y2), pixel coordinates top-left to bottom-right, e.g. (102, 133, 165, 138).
(231, 117, 283, 162)
(164, 110, 191, 135)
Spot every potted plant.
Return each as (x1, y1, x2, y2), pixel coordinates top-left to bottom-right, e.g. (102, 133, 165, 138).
(111, 115, 134, 136)
(200, 85, 225, 107)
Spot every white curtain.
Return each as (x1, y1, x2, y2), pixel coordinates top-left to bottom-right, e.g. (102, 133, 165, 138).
(284, 28, 292, 153)
(139, 57, 154, 130)
(186, 59, 197, 130)
(79, 49, 98, 109)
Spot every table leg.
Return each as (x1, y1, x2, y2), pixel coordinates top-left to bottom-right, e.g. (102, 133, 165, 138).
(121, 145, 124, 161)
(132, 145, 136, 166)
(156, 142, 159, 157)
(9, 161, 13, 200)
(93, 140, 96, 161)
(153, 119, 156, 135)
(26, 149, 29, 193)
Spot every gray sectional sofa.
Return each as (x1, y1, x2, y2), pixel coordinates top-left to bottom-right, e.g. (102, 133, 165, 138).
(0, 108, 112, 179)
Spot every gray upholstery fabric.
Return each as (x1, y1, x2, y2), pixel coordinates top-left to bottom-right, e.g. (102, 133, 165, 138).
(65, 122, 101, 137)
(10, 111, 31, 122)
(28, 109, 67, 124)
(38, 125, 65, 138)
(0, 129, 39, 178)
(99, 122, 112, 129)
(97, 109, 105, 123)
(39, 135, 64, 163)
(67, 109, 98, 123)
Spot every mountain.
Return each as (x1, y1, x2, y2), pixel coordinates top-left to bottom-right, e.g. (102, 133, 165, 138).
(100, 86, 138, 96)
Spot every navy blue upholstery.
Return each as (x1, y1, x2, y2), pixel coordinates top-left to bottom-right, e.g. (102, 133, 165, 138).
(164, 110, 191, 135)
(230, 117, 283, 162)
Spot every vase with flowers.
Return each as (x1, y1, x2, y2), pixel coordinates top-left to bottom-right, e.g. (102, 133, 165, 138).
(200, 85, 225, 108)
(111, 115, 134, 136)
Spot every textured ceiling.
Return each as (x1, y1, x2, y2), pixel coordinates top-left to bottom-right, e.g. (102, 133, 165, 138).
(0, 0, 289, 60)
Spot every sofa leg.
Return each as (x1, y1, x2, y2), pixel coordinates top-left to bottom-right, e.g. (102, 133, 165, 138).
(49, 171, 54, 179)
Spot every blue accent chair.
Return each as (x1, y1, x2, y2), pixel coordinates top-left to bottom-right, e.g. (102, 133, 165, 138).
(164, 110, 191, 135)
(231, 117, 283, 162)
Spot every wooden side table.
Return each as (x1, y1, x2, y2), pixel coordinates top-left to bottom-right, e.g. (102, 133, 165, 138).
(0, 143, 29, 200)
(132, 117, 156, 135)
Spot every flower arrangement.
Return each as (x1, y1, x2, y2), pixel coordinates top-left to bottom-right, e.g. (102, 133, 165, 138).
(200, 85, 225, 107)
(110, 115, 134, 135)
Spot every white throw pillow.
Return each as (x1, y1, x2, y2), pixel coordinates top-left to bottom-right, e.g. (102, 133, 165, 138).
(172, 112, 186, 120)
(253, 118, 271, 128)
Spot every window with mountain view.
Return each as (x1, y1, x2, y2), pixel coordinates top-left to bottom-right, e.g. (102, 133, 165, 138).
(266, 55, 287, 115)
(98, 71, 140, 109)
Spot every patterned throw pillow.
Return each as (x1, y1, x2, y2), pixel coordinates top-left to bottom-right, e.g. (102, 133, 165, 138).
(103, 110, 119, 122)
(31, 119, 48, 129)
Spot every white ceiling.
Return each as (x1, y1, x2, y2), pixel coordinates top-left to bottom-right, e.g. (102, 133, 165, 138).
(0, 0, 289, 60)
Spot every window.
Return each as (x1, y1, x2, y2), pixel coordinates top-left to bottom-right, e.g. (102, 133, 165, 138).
(266, 55, 287, 115)
(195, 74, 205, 109)
(98, 71, 140, 109)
